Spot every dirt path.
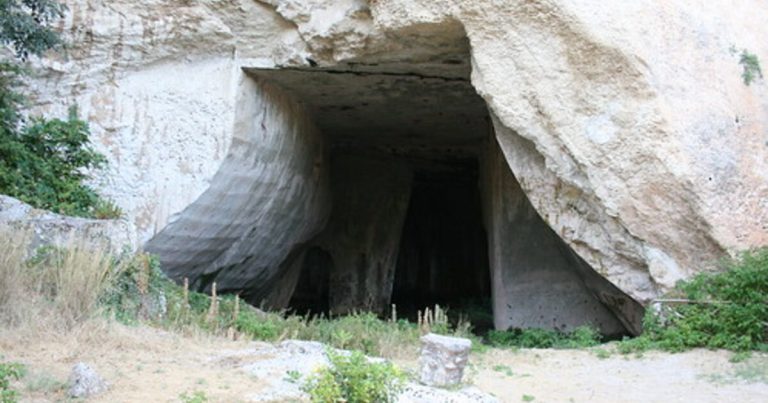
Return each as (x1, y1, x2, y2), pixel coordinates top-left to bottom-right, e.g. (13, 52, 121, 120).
(2, 322, 767, 402)
(466, 348, 768, 403)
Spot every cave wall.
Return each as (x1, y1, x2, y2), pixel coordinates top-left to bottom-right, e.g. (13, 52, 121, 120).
(144, 77, 331, 301)
(482, 137, 627, 334)
(312, 155, 413, 315)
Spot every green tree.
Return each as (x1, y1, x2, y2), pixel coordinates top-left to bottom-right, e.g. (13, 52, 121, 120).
(1, 0, 66, 60)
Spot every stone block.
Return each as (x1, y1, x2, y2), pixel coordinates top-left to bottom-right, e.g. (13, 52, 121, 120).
(419, 333, 471, 387)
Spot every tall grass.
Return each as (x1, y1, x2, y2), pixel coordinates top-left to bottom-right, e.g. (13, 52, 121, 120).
(1, 228, 478, 359)
(0, 229, 29, 324)
(0, 228, 122, 330)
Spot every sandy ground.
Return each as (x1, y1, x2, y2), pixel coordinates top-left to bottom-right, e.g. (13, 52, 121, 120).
(2, 322, 767, 403)
(466, 348, 768, 403)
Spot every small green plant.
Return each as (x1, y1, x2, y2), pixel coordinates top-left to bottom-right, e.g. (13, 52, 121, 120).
(487, 325, 601, 349)
(492, 364, 514, 377)
(740, 50, 762, 85)
(24, 370, 65, 394)
(0, 361, 25, 403)
(179, 390, 208, 403)
(593, 348, 612, 359)
(285, 370, 302, 384)
(522, 394, 536, 402)
(302, 349, 406, 403)
(730, 351, 752, 363)
(92, 198, 123, 219)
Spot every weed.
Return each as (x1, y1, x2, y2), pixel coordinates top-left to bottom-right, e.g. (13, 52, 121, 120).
(179, 390, 208, 403)
(733, 358, 768, 384)
(487, 325, 601, 349)
(492, 364, 514, 377)
(699, 355, 768, 385)
(302, 349, 405, 403)
(593, 348, 612, 359)
(522, 394, 536, 402)
(285, 370, 302, 384)
(730, 351, 752, 363)
(0, 362, 25, 403)
(739, 50, 762, 85)
(24, 371, 64, 394)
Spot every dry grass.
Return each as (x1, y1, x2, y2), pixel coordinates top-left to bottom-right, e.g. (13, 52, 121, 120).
(0, 228, 122, 332)
(0, 228, 29, 322)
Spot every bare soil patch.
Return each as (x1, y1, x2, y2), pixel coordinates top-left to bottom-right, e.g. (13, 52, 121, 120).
(3, 323, 767, 402)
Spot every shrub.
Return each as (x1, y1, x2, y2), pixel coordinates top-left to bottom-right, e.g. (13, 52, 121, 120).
(487, 325, 601, 349)
(0, 361, 25, 403)
(101, 253, 167, 324)
(302, 349, 405, 403)
(621, 248, 768, 353)
(740, 50, 763, 85)
(0, 106, 111, 217)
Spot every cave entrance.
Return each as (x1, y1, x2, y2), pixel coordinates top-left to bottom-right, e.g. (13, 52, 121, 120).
(287, 247, 332, 316)
(243, 47, 640, 335)
(391, 159, 493, 331)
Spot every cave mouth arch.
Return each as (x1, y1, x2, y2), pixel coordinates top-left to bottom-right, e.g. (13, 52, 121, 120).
(243, 46, 639, 336)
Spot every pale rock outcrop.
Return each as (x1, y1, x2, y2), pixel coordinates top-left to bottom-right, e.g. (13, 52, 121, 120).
(0, 195, 137, 253)
(68, 362, 108, 398)
(23, 0, 768, 324)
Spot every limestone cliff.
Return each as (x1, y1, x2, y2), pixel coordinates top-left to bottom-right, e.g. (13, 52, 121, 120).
(21, 0, 768, 332)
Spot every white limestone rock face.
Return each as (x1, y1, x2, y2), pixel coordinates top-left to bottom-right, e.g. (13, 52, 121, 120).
(25, 0, 768, 308)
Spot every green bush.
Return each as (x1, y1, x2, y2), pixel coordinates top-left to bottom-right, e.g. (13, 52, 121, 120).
(0, 361, 25, 403)
(0, 106, 113, 217)
(487, 325, 601, 349)
(235, 310, 280, 340)
(620, 248, 768, 353)
(740, 50, 763, 85)
(302, 349, 405, 403)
